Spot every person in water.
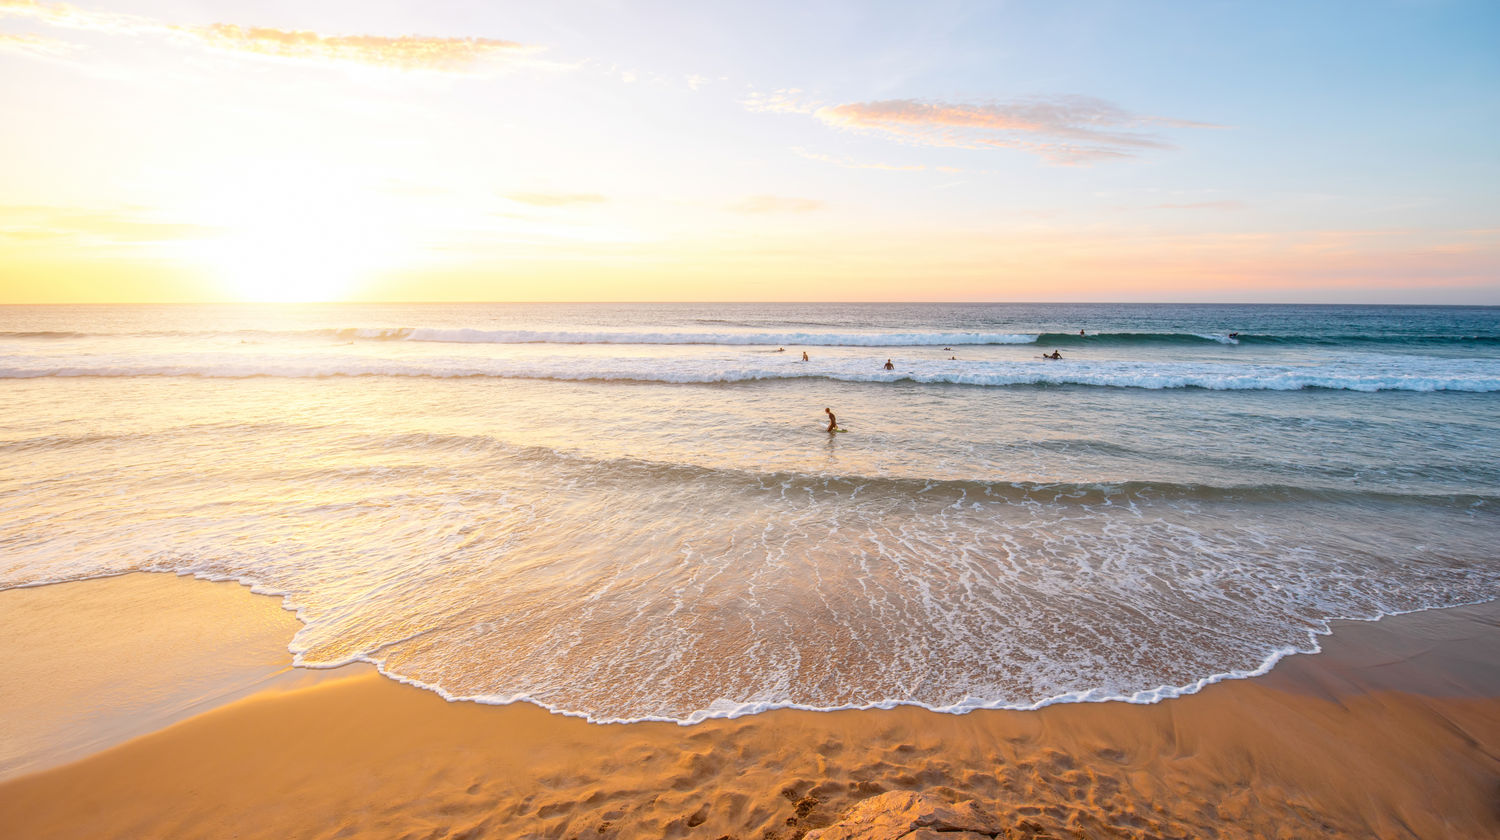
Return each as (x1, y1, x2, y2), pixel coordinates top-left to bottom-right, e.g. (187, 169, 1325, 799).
(825, 407, 838, 433)
(802, 351, 809, 361)
(884, 359, 894, 370)
(1046, 350, 1063, 359)
(1079, 329, 1085, 336)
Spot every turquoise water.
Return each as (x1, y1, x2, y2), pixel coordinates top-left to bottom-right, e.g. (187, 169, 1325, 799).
(1, 303, 1496, 721)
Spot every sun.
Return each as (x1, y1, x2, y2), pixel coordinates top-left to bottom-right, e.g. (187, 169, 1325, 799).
(189, 161, 405, 302)
(211, 222, 376, 303)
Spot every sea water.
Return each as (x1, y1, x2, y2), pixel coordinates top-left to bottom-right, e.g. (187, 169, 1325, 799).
(1, 302, 1496, 722)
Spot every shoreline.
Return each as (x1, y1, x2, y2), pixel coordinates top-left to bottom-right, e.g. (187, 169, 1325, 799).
(1, 574, 1496, 839)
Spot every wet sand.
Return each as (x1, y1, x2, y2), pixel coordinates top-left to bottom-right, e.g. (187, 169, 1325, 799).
(0, 574, 1495, 839)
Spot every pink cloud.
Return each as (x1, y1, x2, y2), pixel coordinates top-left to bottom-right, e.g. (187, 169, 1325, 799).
(814, 96, 1218, 165)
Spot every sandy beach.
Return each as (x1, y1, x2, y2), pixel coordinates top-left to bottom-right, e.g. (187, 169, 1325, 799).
(1, 573, 1495, 839)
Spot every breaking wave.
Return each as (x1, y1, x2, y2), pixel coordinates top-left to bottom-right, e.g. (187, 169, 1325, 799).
(4, 355, 1499, 392)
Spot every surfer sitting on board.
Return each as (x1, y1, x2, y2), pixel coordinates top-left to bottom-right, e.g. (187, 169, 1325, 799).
(802, 351, 809, 361)
(825, 407, 839, 433)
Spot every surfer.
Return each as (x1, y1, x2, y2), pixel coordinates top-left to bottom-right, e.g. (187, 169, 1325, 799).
(777, 347, 785, 352)
(1079, 329, 1085, 336)
(884, 359, 895, 370)
(1228, 332, 1239, 339)
(801, 351, 809, 361)
(1045, 350, 1063, 360)
(825, 407, 838, 433)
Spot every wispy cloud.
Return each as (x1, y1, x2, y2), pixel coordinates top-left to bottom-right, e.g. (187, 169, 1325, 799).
(814, 96, 1219, 165)
(741, 88, 822, 115)
(182, 24, 529, 72)
(1152, 200, 1245, 210)
(728, 195, 824, 214)
(0, 204, 219, 243)
(0, 0, 146, 35)
(792, 147, 930, 172)
(0, 0, 538, 73)
(0, 29, 73, 56)
(506, 192, 608, 207)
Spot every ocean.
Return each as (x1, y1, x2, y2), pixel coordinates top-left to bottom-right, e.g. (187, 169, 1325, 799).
(1, 302, 1496, 723)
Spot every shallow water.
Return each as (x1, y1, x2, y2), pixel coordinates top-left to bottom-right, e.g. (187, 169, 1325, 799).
(1, 303, 1496, 721)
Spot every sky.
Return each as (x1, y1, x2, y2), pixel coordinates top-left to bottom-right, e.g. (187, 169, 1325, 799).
(0, 0, 1497, 304)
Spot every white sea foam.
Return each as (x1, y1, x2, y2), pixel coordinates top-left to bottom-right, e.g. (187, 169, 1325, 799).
(3, 353, 1498, 392)
(400, 328, 1040, 346)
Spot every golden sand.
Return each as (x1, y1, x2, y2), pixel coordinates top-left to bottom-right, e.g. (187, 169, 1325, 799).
(1, 574, 1495, 839)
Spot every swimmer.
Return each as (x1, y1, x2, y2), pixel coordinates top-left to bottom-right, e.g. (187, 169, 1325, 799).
(883, 359, 895, 370)
(801, 351, 809, 361)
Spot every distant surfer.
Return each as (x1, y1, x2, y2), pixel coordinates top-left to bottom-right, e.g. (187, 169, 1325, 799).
(825, 407, 838, 433)
(802, 351, 809, 361)
(1045, 350, 1062, 360)
(777, 347, 785, 352)
(1228, 332, 1239, 339)
(1079, 329, 1085, 336)
(883, 359, 895, 370)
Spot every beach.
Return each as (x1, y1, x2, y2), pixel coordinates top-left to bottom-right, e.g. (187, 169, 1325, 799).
(1, 572, 1496, 839)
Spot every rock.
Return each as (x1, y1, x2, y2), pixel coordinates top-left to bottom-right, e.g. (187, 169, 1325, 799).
(802, 790, 1003, 840)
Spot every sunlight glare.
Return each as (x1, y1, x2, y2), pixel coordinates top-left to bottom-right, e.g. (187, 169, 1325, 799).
(194, 162, 403, 302)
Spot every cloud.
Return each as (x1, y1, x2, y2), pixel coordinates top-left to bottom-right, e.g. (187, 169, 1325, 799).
(181, 24, 530, 72)
(0, 0, 537, 73)
(506, 192, 608, 207)
(792, 147, 929, 172)
(0, 204, 220, 243)
(0, 29, 73, 56)
(0, 0, 158, 35)
(728, 196, 824, 214)
(741, 88, 822, 115)
(813, 96, 1218, 165)
(1152, 200, 1245, 210)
